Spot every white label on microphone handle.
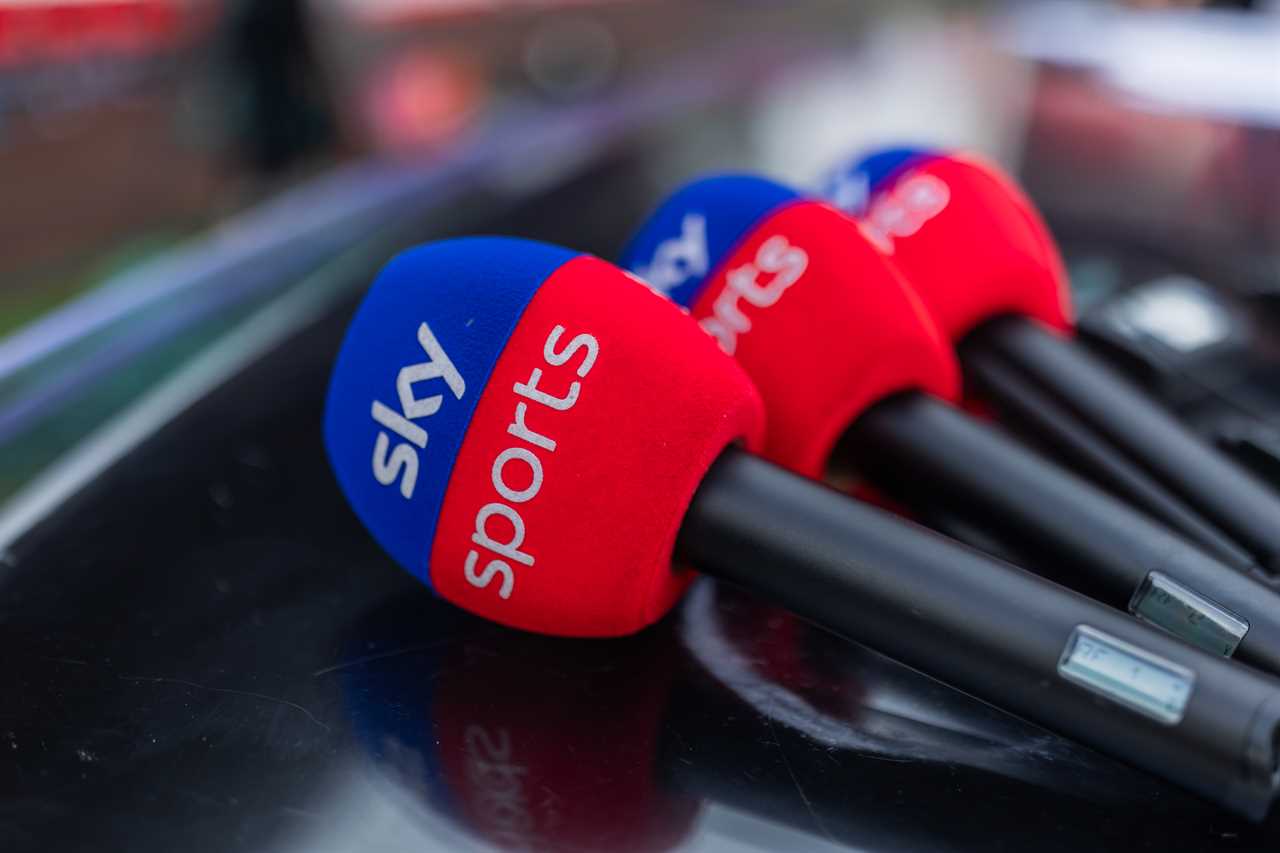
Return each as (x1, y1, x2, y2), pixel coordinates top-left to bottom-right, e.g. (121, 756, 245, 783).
(1058, 625, 1195, 725)
(1129, 571, 1249, 658)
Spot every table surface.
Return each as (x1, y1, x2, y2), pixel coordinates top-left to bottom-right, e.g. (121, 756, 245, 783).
(2, 285, 1278, 853)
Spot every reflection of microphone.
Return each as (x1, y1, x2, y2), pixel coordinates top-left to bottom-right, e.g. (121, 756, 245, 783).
(431, 637, 694, 853)
(338, 594, 1264, 852)
(669, 585, 1192, 852)
(342, 600, 697, 853)
(324, 237, 1280, 817)
(674, 580, 1121, 795)
(822, 147, 1280, 577)
(620, 175, 1280, 681)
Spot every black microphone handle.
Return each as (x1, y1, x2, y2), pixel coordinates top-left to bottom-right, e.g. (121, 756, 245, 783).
(846, 392, 1280, 677)
(960, 338, 1257, 574)
(677, 448, 1280, 819)
(960, 314, 1280, 575)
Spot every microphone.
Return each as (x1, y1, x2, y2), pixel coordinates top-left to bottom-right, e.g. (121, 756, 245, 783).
(324, 236, 1280, 816)
(821, 147, 1280, 576)
(325, 237, 762, 637)
(619, 174, 1280, 679)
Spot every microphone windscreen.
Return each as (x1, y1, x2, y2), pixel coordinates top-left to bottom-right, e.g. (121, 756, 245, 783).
(822, 147, 1073, 340)
(325, 237, 763, 636)
(622, 175, 957, 477)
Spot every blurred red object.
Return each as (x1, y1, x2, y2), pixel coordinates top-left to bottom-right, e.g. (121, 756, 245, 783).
(336, 0, 636, 29)
(365, 48, 486, 152)
(0, 0, 199, 66)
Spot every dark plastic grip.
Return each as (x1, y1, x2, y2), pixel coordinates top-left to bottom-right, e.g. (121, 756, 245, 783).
(678, 448, 1280, 819)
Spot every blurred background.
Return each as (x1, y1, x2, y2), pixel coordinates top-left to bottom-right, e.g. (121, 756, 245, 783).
(0, 3, 1278, 852)
(0, 0, 1277, 503)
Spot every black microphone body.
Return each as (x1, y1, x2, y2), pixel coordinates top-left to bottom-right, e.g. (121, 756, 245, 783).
(959, 339, 1258, 574)
(961, 314, 1280, 575)
(679, 448, 1280, 819)
(846, 392, 1280, 677)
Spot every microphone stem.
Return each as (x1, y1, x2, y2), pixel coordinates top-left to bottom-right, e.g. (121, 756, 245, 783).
(677, 448, 1280, 818)
(846, 391, 1280, 677)
(960, 341, 1255, 573)
(960, 314, 1280, 576)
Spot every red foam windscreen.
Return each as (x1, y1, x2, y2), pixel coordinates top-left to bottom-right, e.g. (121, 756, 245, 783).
(685, 201, 959, 477)
(853, 153, 1074, 341)
(430, 255, 765, 636)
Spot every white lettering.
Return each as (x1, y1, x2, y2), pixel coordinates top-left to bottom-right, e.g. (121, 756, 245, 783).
(396, 322, 466, 418)
(514, 368, 580, 411)
(700, 235, 809, 355)
(699, 316, 737, 354)
(860, 172, 950, 254)
(464, 725, 535, 847)
(371, 401, 427, 448)
(462, 323, 598, 603)
(464, 551, 515, 599)
(369, 320, 464, 500)
(542, 325, 598, 377)
(507, 402, 556, 452)
(752, 235, 808, 300)
(634, 213, 708, 293)
(492, 447, 543, 503)
(473, 502, 534, 567)
(371, 433, 419, 498)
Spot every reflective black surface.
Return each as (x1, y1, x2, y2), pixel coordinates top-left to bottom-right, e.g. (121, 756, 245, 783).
(3, 262, 1280, 851)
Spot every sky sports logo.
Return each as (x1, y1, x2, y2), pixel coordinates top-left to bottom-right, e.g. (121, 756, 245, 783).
(628, 205, 808, 355)
(631, 212, 708, 295)
(369, 320, 466, 500)
(700, 234, 808, 355)
(851, 171, 950, 255)
(358, 293, 600, 605)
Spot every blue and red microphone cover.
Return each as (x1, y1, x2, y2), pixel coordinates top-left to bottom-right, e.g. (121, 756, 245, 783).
(324, 237, 764, 637)
(821, 146, 1073, 341)
(620, 174, 958, 478)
